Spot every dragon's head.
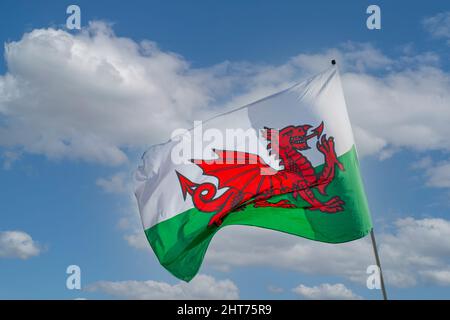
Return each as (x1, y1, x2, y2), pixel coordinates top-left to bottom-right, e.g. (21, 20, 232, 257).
(264, 122, 324, 152)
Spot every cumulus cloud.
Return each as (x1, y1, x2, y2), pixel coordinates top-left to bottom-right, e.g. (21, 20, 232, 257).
(228, 44, 450, 159)
(203, 217, 450, 288)
(123, 229, 149, 250)
(1, 150, 21, 170)
(96, 172, 129, 194)
(0, 22, 450, 165)
(86, 274, 239, 299)
(423, 11, 450, 43)
(412, 157, 450, 189)
(0, 22, 218, 165)
(381, 218, 450, 287)
(425, 162, 450, 188)
(2, 23, 450, 289)
(206, 226, 373, 283)
(420, 269, 450, 286)
(94, 169, 149, 249)
(267, 285, 284, 294)
(0, 230, 41, 259)
(342, 67, 450, 157)
(292, 283, 362, 300)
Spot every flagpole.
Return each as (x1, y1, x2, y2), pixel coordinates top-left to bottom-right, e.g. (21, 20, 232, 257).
(370, 228, 388, 300)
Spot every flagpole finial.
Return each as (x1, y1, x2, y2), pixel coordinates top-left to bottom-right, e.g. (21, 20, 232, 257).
(331, 59, 336, 65)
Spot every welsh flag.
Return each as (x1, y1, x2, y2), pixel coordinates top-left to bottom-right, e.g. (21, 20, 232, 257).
(135, 66, 372, 281)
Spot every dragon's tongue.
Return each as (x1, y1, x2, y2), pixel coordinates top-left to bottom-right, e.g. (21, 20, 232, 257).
(305, 121, 324, 140)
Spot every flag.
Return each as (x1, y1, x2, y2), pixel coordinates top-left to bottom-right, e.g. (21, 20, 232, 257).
(134, 66, 372, 281)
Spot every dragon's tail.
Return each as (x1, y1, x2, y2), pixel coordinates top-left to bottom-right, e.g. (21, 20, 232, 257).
(175, 171, 242, 226)
(175, 171, 197, 200)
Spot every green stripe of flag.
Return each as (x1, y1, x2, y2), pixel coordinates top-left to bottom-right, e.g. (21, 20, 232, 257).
(145, 146, 372, 281)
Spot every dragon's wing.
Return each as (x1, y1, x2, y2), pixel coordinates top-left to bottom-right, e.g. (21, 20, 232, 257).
(192, 149, 288, 197)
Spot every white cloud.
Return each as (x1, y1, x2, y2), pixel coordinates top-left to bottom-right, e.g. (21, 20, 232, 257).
(411, 156, 433, 170)
(267, 285, 284, 294)
(86, 274, 239, 299)
(291, 43, 393, 74)
(123, 229, 149, 250)
(243, 44, 450, 159)
(1, 150, 21, 170)
(381, 217, 450, 288)
(205, 226, 373, 284)
(0, 22, 218, 165)
(0, 230, 41, 259)
(412, 157, 450, 189)
(420, 269, 450, 286)
(203, 217, 450, 289)
(352, 126, 387, 159)
(425, 162, 450, 188)
(292, 283, 362, 300)
(95, 169, 149, 249)
(423, 11, 450, 42)
(342, 67, 450, 157)
(1, 23, 450, 165)
(3, 23, 450, 287)
(96, 172, 129, 194)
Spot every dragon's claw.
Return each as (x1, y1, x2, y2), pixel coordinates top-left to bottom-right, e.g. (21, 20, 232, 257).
(317, 134, 345, 172)
(275, 200, 296, 208)
(308, 196, 345, 214)
(322, 196, 345, 213)
(208, 214, 224, 227)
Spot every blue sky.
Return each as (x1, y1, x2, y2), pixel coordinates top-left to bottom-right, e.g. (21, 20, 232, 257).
(0, 0, 450, 299)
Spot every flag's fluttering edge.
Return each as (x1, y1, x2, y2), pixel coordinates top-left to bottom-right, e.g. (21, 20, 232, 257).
(135, 66, 372, 281)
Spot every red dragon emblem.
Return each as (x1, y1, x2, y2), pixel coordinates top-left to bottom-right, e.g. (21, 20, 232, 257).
(176, 122, 345, 227)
